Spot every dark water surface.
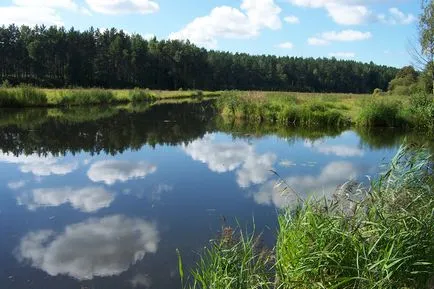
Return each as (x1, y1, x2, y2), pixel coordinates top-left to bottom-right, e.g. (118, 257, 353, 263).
(0, 102, 429, 289)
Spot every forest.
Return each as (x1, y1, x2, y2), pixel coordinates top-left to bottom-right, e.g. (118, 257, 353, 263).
(0, 25, 398, 93)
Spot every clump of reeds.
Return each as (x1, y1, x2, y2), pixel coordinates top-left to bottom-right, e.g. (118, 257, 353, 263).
(178, 226, 274, 289)
(0, 85, 47, 107)
(129, 88, 156, 103)
(357, 98, 406, 128)
(57, 89, 116, 106)
(217, 92, 350, 128)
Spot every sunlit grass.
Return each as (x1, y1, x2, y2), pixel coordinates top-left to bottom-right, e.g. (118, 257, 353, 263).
(182, 144, 434, 289)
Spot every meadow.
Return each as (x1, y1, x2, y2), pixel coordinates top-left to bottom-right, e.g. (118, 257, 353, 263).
(216, 91, 434, 132)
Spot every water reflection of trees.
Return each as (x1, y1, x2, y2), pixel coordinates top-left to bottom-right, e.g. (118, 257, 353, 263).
(0, 101, 217, 156)
(0, 100, 431, 156)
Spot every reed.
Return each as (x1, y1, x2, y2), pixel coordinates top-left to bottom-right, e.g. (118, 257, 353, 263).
(0, 85, 47, 107)
(182, 144, 434, 289)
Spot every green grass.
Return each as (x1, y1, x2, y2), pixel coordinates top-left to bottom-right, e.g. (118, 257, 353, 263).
(181, 144, 434, 289)
(217, 91, 433, 132)
(0, 85, 48, 107)
(0, 87, 220, 107)
(179, 227, 274, 289)
(217, 91, 352, 128)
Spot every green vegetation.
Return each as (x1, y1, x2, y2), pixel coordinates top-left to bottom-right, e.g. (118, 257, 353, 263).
(217, 91, 352, 128)
(216, 91, 434, 132)
(182, 228, 273, 289)
(0, 25, 396, 92)
(0, 85, 47, 107)
(181, 145, 434, 289)
(0, 87, 218, 107)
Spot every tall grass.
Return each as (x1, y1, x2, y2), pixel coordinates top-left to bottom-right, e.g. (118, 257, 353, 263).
(129, 88, 156, 103)
(357, 94, 434, 131)
(57, 89, 117, 106)
(0, 85, 47, 107)
(217, 91, 351, 128)
(183, 145, 434, 289)
(179, 227, 273, 289)
(357, 98, 406, 128)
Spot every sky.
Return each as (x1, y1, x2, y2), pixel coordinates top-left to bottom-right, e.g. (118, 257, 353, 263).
(0, 0, 422, 67)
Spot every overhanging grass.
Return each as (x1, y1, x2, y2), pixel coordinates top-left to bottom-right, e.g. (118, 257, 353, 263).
(182, 144, 434, 289)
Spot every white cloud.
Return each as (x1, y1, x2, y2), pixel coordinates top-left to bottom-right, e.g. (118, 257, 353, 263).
(288, 0, 375, 25)
(0, 6, 63, 26)
(380, 7, 416, 25)
(87, 160, 157, 185)
(13, 0, 78, 10)
(305, 140, 364, 156)
(183, 134, 276, 188)
(308, 29, 371, 45)
(8, 180, 27, 190)
(277, 42, 294, 49)
(85, 0, 159, 15)
(169, 0, 281, 48)
(284, 15, 300, 24)
(328, 52, 356, 59)
(325, 3, 371, 25)
(17, 186, 114, 213)
(16, 215, 159, 280)
(308, 37, 329, 46)
(279, 160, 296, 167)
(0, 152, 78, 177)
(252, 161, 359, 208)
(322, 30, 372, 41)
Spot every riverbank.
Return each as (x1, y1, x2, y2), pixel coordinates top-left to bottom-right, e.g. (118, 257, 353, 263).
(1, 87, 432, 131)
(180, 145, 434, 289)
(0, 86, 219, 107)
(216, 91, 434, 132)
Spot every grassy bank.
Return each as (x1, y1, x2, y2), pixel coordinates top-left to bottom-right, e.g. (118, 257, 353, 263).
(217, 91, 434, 131)
(0, 86, 218, 107)
(180, 145, 434, 289)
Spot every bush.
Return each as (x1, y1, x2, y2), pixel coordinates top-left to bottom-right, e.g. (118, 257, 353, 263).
(129, 88, 156, 103)
(408, 93, 434, 130)
(372, 88, 384, 96)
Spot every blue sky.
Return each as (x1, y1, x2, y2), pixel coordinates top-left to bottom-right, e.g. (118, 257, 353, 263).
(0, 0, 421, 67)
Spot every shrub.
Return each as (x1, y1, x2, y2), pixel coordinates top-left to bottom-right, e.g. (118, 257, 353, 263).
(408, 93, 434, 130)
(372, 88, 384, 96)
(392, 85, 411, 96)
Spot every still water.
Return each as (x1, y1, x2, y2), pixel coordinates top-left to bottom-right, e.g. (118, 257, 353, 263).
(0, 101, 428, 288)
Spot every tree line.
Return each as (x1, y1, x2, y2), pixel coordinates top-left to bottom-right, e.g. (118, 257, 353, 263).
(0, 25, 398, 93)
